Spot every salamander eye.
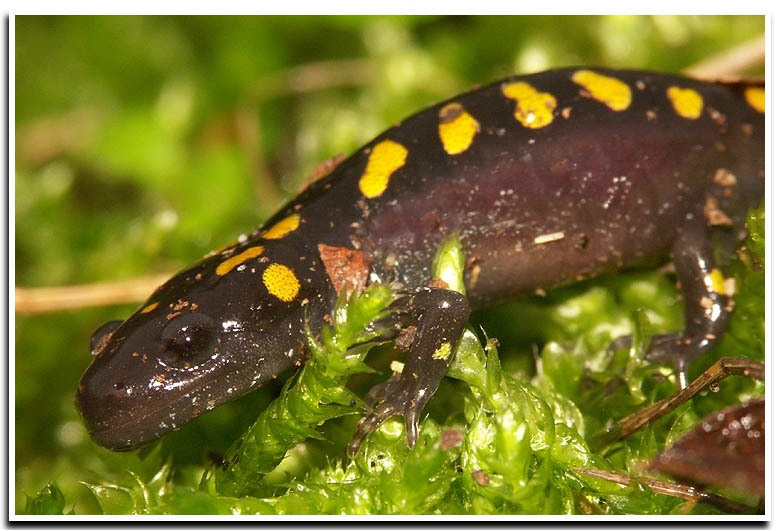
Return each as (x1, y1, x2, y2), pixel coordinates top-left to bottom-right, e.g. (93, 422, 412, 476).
(160, 313, 218, 367)
(90, 320, 123, 356)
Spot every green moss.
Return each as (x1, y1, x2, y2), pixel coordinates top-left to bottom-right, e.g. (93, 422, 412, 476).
(16, 16, 764, 515)
(45, 206, 764, 514)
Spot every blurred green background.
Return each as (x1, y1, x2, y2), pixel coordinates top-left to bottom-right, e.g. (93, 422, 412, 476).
(14, 15, 764, 514)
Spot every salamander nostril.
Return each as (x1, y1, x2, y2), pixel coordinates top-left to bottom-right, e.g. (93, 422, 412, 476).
(113, 381, 125, 391)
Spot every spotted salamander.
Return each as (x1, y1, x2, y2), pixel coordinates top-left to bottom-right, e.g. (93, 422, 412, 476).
(76, 68, 765, 453)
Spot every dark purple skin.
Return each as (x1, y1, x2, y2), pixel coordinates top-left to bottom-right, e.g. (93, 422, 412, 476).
(76, 68, 764, 452)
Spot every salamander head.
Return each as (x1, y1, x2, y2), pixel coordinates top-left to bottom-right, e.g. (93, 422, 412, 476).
(75, 240, 331, 451)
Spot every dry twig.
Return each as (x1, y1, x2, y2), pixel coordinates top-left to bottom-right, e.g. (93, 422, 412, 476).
(15, 273, 172, 314)
(590, 357, 764, 450)
(246, 58, 377, 101)
(684, 34, 765, 80)
(573, 468, 755, 514)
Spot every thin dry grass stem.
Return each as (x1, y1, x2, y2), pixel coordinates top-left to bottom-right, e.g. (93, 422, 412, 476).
(235, 104, 282, 211)
(684, 34, 765, 80)
(18, 47, 764, 316)
(18, 107, 102, 167)
(616, 357, 764, 440)
(246, 58, 377, 101)
(15, 273, 172, 314)
(572, 468, 754, 514)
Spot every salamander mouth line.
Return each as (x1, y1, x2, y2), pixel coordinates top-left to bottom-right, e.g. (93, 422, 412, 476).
(91, 325, 289, 437)
(89, 365, 256, 436)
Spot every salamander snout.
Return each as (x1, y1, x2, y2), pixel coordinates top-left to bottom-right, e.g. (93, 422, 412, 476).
(75, 310, 225, 451)
(76, 237, 334, 451)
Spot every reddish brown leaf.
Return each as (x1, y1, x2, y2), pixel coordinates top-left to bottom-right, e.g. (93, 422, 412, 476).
(650, 397, 764, 497)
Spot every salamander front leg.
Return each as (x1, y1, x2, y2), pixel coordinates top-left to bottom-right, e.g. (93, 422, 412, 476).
(645, 219, 734, 381)
(347, 288, 470, 456)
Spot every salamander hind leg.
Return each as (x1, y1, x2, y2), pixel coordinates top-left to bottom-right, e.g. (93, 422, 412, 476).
(644, 218, 735, 381)
(347, 288, 470, 456)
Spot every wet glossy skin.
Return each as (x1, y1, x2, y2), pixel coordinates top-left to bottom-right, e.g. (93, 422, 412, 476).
(77, 236, 333, 449)
(76, 68, 764, 451)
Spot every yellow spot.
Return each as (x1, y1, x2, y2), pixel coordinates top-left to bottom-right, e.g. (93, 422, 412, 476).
(433, 342, 452, 361)
(706, 268, 727, 296)
(263, 263, 300, 302)
(264, 213, 300, 240)
(745, 86, 764, 113)
(140, 302, 159, 314)
(572, 70, 632, 111)
(666, 86, 704, 119)
(438, 103, 480, 154)
(216, 246, 265, 276)
(358, 140, 408, 199)
(501, 81, 557, 129)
